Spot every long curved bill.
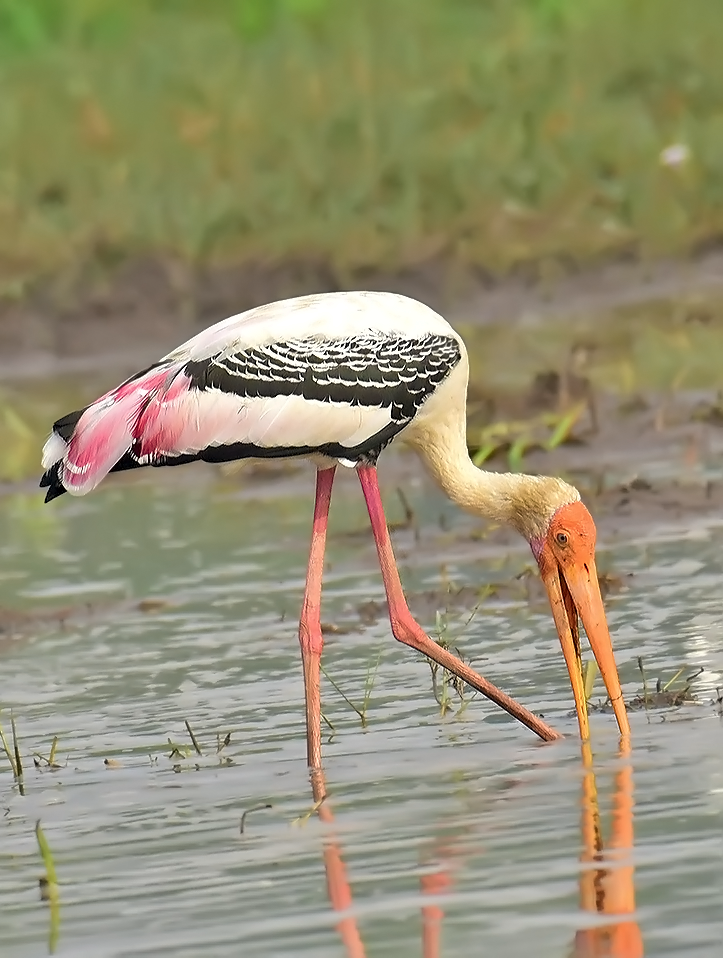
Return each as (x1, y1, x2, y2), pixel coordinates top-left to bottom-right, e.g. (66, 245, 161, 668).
(542, 557, 630, 739)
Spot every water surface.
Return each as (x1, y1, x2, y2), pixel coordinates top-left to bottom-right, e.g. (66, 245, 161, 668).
(1, 462, 721, 956)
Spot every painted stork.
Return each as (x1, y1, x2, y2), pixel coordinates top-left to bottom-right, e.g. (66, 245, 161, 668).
(40, 291, 630, 766)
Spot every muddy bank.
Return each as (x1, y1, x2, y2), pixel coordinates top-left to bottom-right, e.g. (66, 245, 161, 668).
(4, 249, 723, 379)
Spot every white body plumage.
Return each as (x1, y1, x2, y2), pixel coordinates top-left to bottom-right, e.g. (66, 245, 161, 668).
(41, 291, 468, 499)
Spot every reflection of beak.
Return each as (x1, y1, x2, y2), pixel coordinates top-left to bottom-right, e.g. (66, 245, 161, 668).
(541, 556, 630, 739)
(575, 739, 644, 958)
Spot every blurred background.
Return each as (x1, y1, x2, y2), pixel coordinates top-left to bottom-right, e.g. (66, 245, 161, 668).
(0, 0, 720, 462)
(2, 0, 723, 485)
(0, 0, 719, 288)
(3, 0, 723, 484)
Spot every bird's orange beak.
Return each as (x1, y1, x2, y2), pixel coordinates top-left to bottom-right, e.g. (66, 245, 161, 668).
(533, 501, 630, 741)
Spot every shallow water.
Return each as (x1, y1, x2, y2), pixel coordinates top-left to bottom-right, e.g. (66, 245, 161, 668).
(1, 462, 721, 957)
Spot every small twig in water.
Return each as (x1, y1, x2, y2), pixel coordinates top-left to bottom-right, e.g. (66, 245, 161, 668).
(239, 803, 272, 835)
(216, 731, 232, 754)
(184, 720, 203, 756)
(34, 736, 63, 770)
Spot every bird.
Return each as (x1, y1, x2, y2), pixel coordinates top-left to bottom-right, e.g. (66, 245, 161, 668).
(40, 290, 630, 768)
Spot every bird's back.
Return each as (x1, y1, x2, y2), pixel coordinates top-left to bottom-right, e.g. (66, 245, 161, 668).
(40, 291, 466, 501)
(164, 290, 461, 362)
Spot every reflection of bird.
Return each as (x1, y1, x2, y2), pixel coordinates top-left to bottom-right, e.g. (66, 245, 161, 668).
(40, 291, 629, 766)
(416, 741, 643, 958)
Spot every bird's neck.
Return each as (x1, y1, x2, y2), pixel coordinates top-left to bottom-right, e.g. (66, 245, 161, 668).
(408, 408, 572, 540)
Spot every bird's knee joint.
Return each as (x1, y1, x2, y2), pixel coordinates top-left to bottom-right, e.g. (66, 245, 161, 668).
(390, 616, 413, 645)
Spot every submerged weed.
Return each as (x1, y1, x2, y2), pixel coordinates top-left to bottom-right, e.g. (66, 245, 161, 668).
(163, 720, 235, 770)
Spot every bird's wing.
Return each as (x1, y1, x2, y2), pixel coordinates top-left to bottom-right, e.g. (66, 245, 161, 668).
(41, 332, 461, 498)
(138, 333, 459, 460)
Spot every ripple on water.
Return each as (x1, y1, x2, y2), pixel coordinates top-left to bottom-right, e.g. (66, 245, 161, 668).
(1, 477, 721, 957)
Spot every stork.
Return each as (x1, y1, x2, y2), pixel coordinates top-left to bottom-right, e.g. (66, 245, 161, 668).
(40, 291, 630, 767)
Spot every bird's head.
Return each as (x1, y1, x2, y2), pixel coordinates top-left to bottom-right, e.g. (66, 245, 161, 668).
(513, 478, 630, 740)
(504, 476, 630, 739)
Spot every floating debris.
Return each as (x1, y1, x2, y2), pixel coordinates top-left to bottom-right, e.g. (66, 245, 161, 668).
(587, 658, 702, 713)
(33, 735, 64, 771)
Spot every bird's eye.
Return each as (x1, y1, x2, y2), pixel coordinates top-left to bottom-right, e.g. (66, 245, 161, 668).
(555, 531, 569, 546)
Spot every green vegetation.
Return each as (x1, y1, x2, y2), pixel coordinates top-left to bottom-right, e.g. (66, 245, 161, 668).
(471, 402, 587, 472)
(0, 0, 721, 295)
(35, 820, 61, 954)
(321, 650, 381, 728)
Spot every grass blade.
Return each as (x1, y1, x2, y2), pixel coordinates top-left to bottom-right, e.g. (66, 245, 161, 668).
(545, 402, 586, 451)
(320, 666, 364, 724)
(662, 666, 686, 692)
(0, 718, 19, 778)
(35, 820, 60, 954)
(11, 713, 24, 790)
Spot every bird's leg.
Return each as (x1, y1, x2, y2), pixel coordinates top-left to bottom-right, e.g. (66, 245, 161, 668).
(356, 465, 562, 742)
(300, 466, 336, 770)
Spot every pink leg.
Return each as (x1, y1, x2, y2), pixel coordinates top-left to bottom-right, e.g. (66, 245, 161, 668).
(300, 467, 336, 770)
(357, 465, 562, 742)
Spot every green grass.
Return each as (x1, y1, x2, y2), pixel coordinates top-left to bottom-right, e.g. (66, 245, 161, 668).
(0, 0, 722, 292)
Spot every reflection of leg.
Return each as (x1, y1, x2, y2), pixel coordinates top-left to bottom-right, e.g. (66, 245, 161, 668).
(356, 465, 562, 741)
(311, 768, 366, 958)
(421, 868, 452, 958)
(299, 467, 336, 771)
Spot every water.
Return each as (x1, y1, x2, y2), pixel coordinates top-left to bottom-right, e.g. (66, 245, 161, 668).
(1, 459, 721, 957)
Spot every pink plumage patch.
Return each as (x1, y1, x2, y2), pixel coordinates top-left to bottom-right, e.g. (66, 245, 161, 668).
(62, 366, 186, 495)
